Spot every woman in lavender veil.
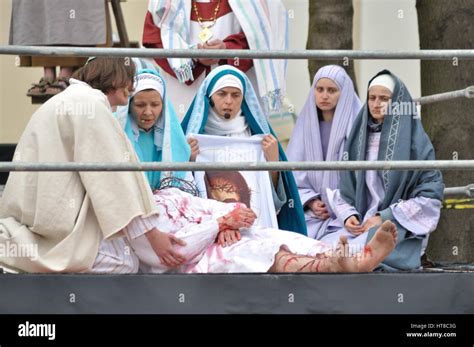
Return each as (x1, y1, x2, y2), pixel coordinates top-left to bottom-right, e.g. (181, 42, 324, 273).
(286, 65, 361, 239)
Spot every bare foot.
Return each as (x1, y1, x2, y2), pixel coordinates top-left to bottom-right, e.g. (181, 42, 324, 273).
(271, 236, 358, 273)
(312, 235, 361, 272)
(333, 235, 358, 272)
(357, 220, 398, 272)
(269, 223, 396, 274)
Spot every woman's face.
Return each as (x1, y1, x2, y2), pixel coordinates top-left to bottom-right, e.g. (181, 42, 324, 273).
(368, 86, 392, 123)
(314, 78, 341, 114)
(131, 90, 163, 131)
(210, 87, 243, 120)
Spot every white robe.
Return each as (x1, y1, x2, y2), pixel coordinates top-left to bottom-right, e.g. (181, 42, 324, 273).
(128, 188, 330, 273)
(0, 81, 159, 273)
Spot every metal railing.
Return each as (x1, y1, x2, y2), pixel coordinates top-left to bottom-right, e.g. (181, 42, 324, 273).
(444, 184, 474, 198)
(2, 46, 473, 105)
(1, 183, 472, 197)
(2, 46, 474, 60)
(0, 45, 472, 199)
(1, 160, 474, 172)
(415, 86, 474, 105)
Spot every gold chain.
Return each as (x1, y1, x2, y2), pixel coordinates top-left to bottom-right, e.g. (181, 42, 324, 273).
(193, 0, 221, 29)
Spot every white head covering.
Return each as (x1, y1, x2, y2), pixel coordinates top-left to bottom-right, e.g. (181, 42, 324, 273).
(368, 74, 396, 93)
(132, 72, 165, 98)
(204, 108, 250, 137)
(205, 73, 248, 137)
(209, 74, 244, 97)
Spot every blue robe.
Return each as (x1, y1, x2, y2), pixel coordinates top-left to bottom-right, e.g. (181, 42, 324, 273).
(182, 65, 307, 236)
(115, 63, 191, 190)
(340, 70, 444, 270)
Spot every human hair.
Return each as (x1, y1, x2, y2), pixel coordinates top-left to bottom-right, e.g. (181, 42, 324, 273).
(71, 57, 135, 94)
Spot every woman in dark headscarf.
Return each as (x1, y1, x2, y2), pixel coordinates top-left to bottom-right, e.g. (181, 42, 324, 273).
(322, 70, 444, 271)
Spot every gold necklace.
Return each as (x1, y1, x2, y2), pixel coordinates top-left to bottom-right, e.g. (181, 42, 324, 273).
(193, 0, 221, 43)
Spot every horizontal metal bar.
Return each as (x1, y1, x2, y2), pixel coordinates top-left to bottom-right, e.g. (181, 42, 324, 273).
(3, 47, 472, 104)
(0, 160, 473, 172)
(415, 86, 474, 105)
(1, 184, 471, 198)
(2, 46, 474, 60)
(444, 184, 474, 198)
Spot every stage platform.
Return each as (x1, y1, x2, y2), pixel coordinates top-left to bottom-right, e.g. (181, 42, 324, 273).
(0, 270, 473, 314)
(1, 184, 473, 315)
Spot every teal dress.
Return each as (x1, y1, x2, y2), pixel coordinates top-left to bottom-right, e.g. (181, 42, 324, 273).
(135, 127, 162, 190)
(114, 66, 191, 190)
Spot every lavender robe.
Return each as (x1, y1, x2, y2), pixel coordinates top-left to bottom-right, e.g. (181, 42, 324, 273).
(286, 65, 361, 239)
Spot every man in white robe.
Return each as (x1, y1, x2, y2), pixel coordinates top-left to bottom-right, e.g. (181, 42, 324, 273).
(0, 57, 186, 273)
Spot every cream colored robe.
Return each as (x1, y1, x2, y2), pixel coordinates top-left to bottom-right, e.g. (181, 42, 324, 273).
(0, 82, 157, 273)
